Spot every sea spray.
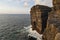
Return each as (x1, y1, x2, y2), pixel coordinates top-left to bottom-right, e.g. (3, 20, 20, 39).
(24, 25, 43, 40)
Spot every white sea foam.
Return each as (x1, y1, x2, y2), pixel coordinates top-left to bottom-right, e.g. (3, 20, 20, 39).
(24, 25, 43, 40)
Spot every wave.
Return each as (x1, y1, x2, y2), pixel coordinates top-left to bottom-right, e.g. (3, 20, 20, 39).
(23, 25, 43, 40)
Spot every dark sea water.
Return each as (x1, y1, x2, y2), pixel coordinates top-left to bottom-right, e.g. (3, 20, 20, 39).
(0, 14, 31, 40)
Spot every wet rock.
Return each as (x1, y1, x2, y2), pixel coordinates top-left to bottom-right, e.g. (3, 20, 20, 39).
(28, 36, 37, 40)
(30, 5, 52, 34)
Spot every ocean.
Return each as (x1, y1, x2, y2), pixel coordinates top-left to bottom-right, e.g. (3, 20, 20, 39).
(0, 14, 31, 40)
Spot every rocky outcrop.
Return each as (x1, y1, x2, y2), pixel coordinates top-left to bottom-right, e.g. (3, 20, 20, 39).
(30, 0, 60, 40)
(42, 0, 60, 40)
(42, 10, 60, 40)
(43, 11, 60, 40)
(30, 5, 52, 34)
(42, 11, 58, 40)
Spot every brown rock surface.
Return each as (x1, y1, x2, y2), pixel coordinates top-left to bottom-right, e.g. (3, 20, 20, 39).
(30, 0, 60, 40)
(55, 33, 60, 40)
(42, 11, 60, 40)
(42, 0, 60, 40)
(30, 5, 52, 34)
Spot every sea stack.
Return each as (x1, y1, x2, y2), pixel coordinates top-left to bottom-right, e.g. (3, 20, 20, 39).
(30, 5, 52, 34)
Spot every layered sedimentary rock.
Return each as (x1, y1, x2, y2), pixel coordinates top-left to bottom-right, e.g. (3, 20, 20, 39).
(30, 5, 52, 34)
(42, 0, 60, 40)
(30, 0, 60, 40)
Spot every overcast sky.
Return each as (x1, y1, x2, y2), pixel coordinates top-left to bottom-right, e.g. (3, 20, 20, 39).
(0, 0, 53, 14)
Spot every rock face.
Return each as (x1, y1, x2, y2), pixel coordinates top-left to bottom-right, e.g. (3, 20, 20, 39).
(30, 5, 52, 34)
(30, 0, 60, 40)
(42, 11, 60, 40)
(55, 33, 60, 40)
(42, 0, 60, 40)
